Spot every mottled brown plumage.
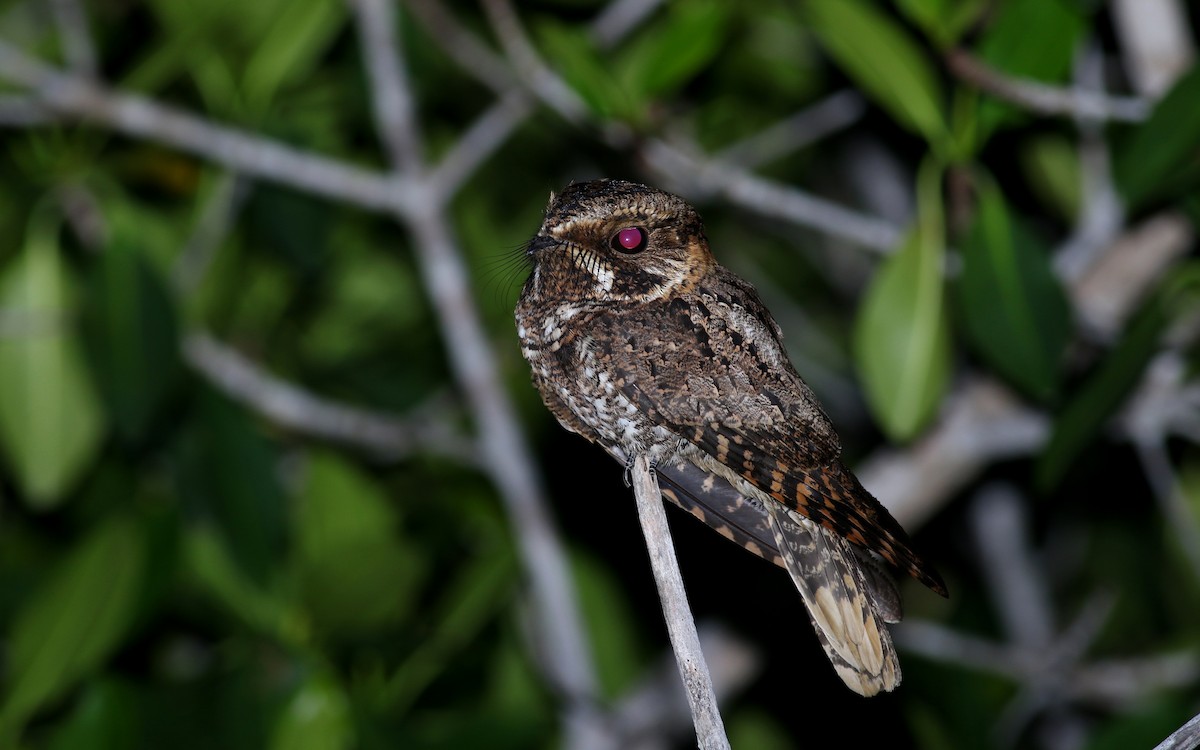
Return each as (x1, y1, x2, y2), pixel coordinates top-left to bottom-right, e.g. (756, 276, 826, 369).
(515, 179, 945, 695)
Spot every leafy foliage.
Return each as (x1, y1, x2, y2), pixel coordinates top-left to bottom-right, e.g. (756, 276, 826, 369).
(0, 1, 1199, 748)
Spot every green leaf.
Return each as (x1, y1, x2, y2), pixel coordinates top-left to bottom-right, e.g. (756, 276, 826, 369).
(855, 159, 952, 442)
(1038, 296, 1165, 489)
(1040, 263, 1200, 487)
(0, 515, 145, 741)
(294, 452, 426, 636)
(618, 0, 730, 99)
(893, 0, 987, 48)
(373, 550, 515, 715)
(242, 0, 345, 112)
(805, 0, 948, 146)
(975, 0, 1086, 137)
(1020, 134, 1082, 222)
(48, 679, 140, 750)
(176, 387, 287, 585)
(1114, 62, 1200, 209)
(538, 24, 637, 121)
(182, 525, 297, 640)
(572, 551, 645, 698)
(958, 179, 1071, 401)
(270, 670, 354, 750)
(0, 209, 104, 508)
(81, 235, 182, 443)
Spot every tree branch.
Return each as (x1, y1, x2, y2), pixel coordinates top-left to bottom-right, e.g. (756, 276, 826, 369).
(348, 0, 424, 172)
(629, 455, 730, 750)
(947, 49, 1151, 123)
(184, 333, 478, 465)
(0, 40, 409, 214)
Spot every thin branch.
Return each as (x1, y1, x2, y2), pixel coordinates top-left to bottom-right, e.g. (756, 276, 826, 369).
(1054, 42, 1124, 282)
(1135, 436, 1200, 583)
(970, 486, 1055, 649)
(1111, 0, 1196, 98)
(172, 172, 251, 294)
(612, 623, 758, 750)
(629, 455, 730, 750)
(479, 0, 591, 125)
(345, 3, 605, 734)
(48, 0, 97, 77)
(714, 90, 867, 170)
(641, 139, 904, 253)
(947, 49, 1151, 123)
(429, 89, 533, 198)
(349, 0, 424, 172)
(409, 0, 904, 252)
(406, 0, 516, 94)
(0, 94, 52, 125)
(1155, 712, 1200, 750)
(0, 40, 410, 214)
(589, 0, 664, 49)
(183, 332, 478, 465)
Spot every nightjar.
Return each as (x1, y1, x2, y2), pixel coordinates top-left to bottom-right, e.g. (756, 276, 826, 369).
(515, 179, 946, 696)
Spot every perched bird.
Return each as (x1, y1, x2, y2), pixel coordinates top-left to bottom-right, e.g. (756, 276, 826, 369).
(515, 179, 946, 696)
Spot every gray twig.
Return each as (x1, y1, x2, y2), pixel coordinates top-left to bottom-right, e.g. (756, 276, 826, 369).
(184, 333, 478, 465)
(1155, 712, 1200, 750)
(349, 0, 424, 172)
(429, 90, 533, 199)
(172, 172, 252, 294)
(48, 0, 97, 76)
(970, 486, 1055, 649)
(947, 49, 1151, 123)
(0, 94, 52, 125)
(629, 455, 730, 750)
(589, 0, 664, 49)
(0, 40, 410, 214)
(479, 0, 590, 125)
(714, 90, 867, 170)
(641, 139, 904, 253)
(344, 4, 606, 741)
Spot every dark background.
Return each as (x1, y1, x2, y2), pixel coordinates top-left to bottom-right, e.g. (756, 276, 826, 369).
(1, 0, 1199, 748)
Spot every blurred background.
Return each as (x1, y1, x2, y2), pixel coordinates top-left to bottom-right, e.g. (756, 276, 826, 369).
(1, 0, 1199, 748)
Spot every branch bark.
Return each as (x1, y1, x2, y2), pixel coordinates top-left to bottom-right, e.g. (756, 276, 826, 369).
(629, 455, 730, 750)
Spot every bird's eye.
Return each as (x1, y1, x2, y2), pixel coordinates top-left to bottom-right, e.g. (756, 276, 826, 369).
(611, 227, 647, 254)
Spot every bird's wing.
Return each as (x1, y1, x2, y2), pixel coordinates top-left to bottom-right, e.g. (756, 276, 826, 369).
(593, 277, 945, 596)
(764, 501, 901, 696)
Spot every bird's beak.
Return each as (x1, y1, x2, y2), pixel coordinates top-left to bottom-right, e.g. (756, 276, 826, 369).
(526, 234, 559, 258)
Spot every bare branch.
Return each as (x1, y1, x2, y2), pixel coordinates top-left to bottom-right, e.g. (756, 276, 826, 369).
(641, 139, 904, 253)
(429, 90, 533, 198)
(406, 0, 516, 93)
(1112, 0, 1196, 98)
(613, 624, 758, 750)
(947, 49, 1151, 123)
(184, 332, 478, 465)
(345, 2, 605, 728)
(172, 172, 252, 294)
(1054, 42, 1124, 282)
(48, 0, 97, 77)
(479, 0, 590, 125)
(589, 0, 664, 49)
(714, 90, 867, 170)
(349, 0, 425, 172)
(0, 40, 410, 214)
(970, 486, 1056, 649)
(1155, 711, 1200, 750)
(629, 455, 730, 750)
(0, 94, 52, 125)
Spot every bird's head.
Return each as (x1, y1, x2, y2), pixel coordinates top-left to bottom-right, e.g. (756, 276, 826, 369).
(522, 179, 715, 305)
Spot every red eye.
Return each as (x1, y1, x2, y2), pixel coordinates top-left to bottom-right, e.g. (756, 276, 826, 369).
(612, 227, 647, 253)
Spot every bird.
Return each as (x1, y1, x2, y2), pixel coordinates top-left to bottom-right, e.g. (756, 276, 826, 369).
(515, 178, 946, 696)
